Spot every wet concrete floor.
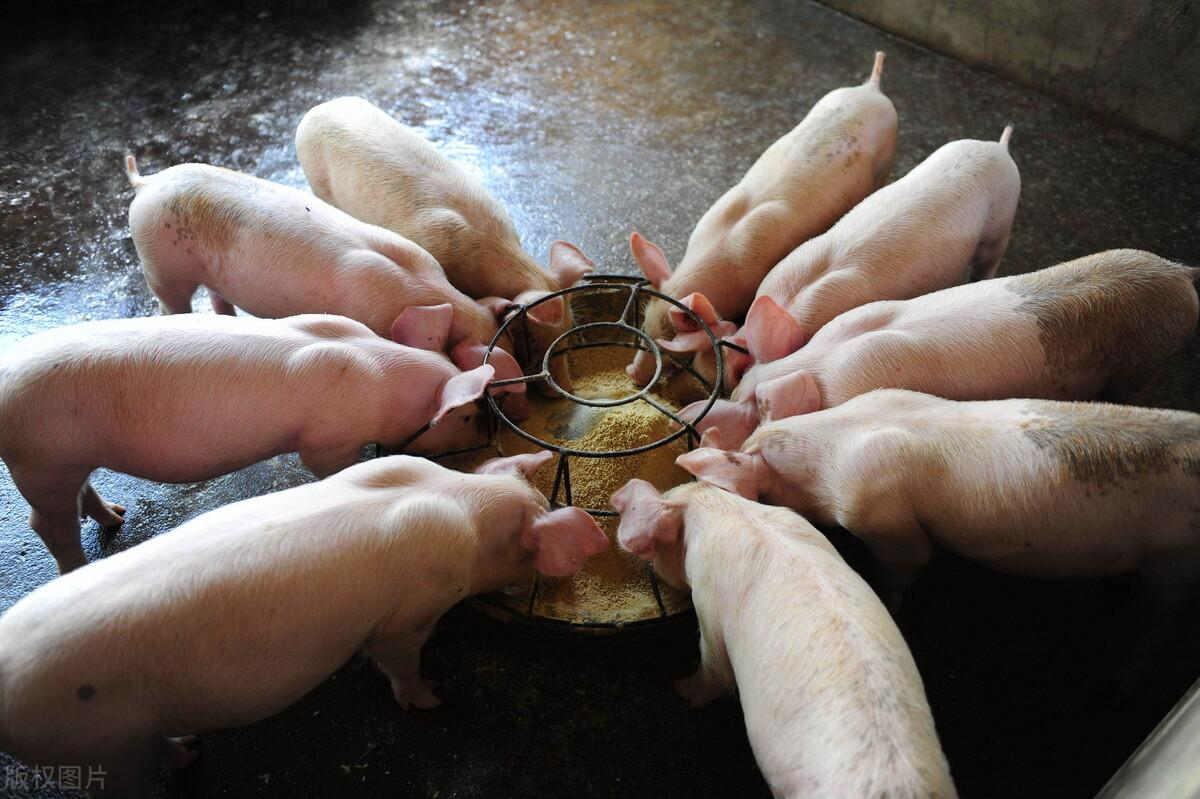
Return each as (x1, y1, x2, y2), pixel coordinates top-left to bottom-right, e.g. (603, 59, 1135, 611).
(1, 0, 1199, 796)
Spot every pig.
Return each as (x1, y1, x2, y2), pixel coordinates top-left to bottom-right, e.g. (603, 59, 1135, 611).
(294, 96, 594, 391)
(612, 479, 955, 798)
(124, 155, 526, 388)
(678, 389, 1200, 609)
(627, 51, 898, 386)
(683, 249, 1200, 449)
(0, 452, 609, 796)
(677, 127, 1020, 377)
(0, 313, 519, 573)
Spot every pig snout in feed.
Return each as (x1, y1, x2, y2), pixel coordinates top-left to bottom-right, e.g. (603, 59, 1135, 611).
(611, 480, 956, 798)
(724, 125, 1020, 366)
(0, 454, 608, 795)
(124, 155, 528, 387)
(679, 389, 1200, 609)
(0, 313, 504, 572)
(683, 249, 1200, 449)
(627, 51, 898, 386)
(294, 96, 594, 393)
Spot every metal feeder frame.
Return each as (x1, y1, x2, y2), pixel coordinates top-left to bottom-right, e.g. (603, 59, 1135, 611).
(488, 275, 752, 632)
(393, 274, 749, 633)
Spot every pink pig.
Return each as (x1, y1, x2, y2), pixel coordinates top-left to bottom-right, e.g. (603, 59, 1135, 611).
(124, 156, 525, 391)
(295, 96, 594, 391)
(612, 480, 955, 798)
(683, 250, 1200, 449)
(679, 389, 1200, 609)
(0, 452, 608, 796)
(687, 127, 1019, 379)
(628, 51, 898, 385)
(0, 313, 516, 573)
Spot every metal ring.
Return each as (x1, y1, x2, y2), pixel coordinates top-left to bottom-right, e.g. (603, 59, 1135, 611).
(541, 321, 662, 407)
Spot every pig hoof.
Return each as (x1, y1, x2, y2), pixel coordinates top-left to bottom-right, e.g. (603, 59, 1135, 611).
(162, 736, 200, 769)
(673, 675, 717, 709)
(392, 677, 441, 710)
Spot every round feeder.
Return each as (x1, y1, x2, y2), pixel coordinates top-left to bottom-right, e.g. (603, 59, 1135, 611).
(442, 275, 740, 634)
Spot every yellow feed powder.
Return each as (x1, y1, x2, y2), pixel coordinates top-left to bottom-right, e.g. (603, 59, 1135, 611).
(453, 344, 693, 626)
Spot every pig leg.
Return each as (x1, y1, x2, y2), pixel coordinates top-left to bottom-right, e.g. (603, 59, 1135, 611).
(298, 442, 364, 480)
(367, 621, 440, 710)
(967, 234, 1011, 281)
(674, 634, 733, 708)
(81, 481, 126, 529)
(156, 735, 200, 769)
(10, 467, 89, 572)
(208, 289, 237, 316)
(144, 271, 199, 315)
(848, 515, 933, 611)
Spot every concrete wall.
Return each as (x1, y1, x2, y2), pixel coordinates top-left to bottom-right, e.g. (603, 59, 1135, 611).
(818, 0, 1200, 151)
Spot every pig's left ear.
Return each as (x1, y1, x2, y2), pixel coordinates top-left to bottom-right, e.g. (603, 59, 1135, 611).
(475, 450, 554, 477)
(676, 448, 760, 499)
(391, 304, 454, 351)
(548, 240, 594, 289)
(744, 296, 807, 364)
(755, 371, 821, 422)
(611, 478, 683, 560)
(432, 365, 494, 425)
(523, 506, 610, 577)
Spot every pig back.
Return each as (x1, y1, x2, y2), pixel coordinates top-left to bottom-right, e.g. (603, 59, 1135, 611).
(682, 493, 952, 798)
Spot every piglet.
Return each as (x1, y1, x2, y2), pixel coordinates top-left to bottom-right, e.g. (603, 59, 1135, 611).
(124, 156, 525, 390)
(679, 389, 1200, 609)
(612, 479, 955, 798)
(628, 51, 898, 385)
(0, 453, 608, 796)
(0, 313, 513, 573)
(295, 96, 594, 390)
(676, 127, 1019, 377)
(683, 250, 1199, 449)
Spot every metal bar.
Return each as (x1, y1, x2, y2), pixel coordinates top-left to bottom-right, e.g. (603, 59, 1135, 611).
(562, 456, 574, 506)
(489, 372, 548, 388)
(645, 562, 669, 619)
(1096, 677, 1200, 799)
(619, 282, 641, 326)
(549, 453, 569, 508)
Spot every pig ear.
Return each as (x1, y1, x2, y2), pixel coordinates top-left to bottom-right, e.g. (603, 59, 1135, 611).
(548, 240, 594, 289)
(669, 292, 720, 333)
(524, 506, 610, 577)
(680, 397, 760, 451)
(450, 341, 525, 394)
(480, 296, 517, 323)
(755, 371, 821, 422)
(630, 232, 672, 288)
(432, 364, 494, 425)
(521, 292, 566, 327)
(720, 334, 754, 389)
(676, 449, 760, 499)
(474, 450, 554, 477)
(610, 478, 682, 559)
(391, 304, 454, 351)
(698, 427, 725, 449)
(743, 296, 807, 363)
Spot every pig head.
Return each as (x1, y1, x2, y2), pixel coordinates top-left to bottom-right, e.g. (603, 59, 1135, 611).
(611, 479, 688, 589)
(479, 240, 594, 395)
(473, 452, 610, 578)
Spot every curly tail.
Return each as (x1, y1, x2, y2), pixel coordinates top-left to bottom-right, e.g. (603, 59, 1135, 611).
(868, 51, 885, 88)
(999, 125, 1014, 150)
(125, 154, 148, 191)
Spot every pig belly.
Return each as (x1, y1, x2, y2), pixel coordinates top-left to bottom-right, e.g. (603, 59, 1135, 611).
(926, 469, 1185, 580)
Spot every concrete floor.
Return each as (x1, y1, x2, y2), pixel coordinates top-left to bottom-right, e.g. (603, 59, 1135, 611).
(1, 0, 1199, 796)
